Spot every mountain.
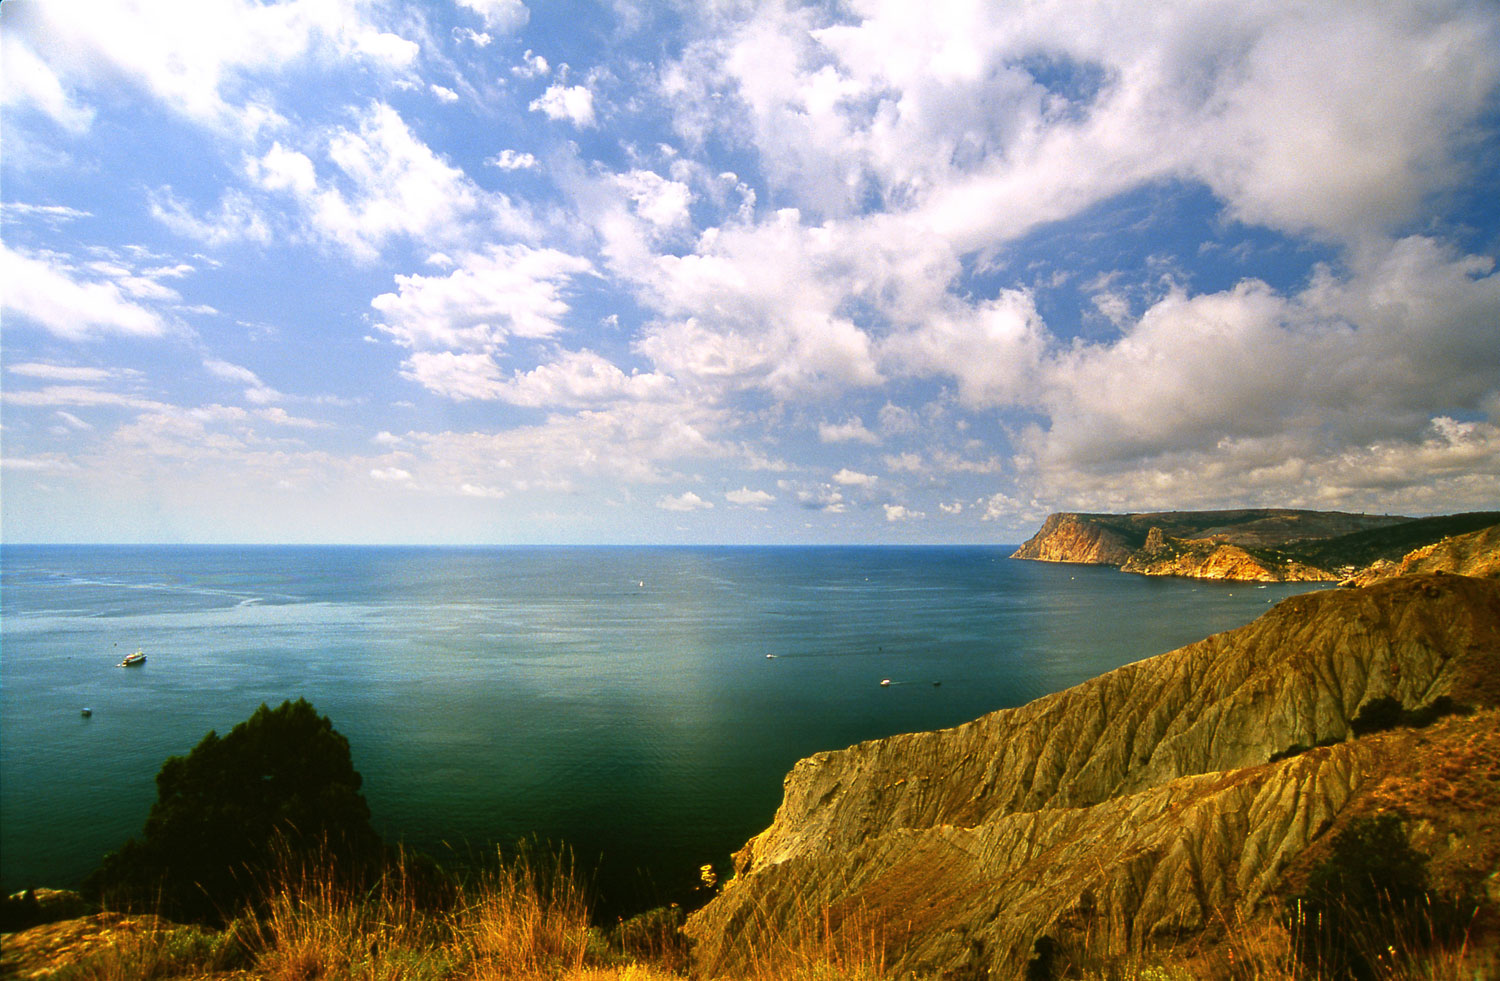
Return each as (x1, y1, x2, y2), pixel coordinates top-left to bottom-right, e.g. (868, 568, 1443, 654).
(684, 556, 1500, 977)
(1011, 509, 1500, 582)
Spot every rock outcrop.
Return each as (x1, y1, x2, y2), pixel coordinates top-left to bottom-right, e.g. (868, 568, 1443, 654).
(1119, 527, 1331, 582)
(685, 574, 1500, 978)
(1008, 513, 1137, 566)
(1342, 523, 1500, 587)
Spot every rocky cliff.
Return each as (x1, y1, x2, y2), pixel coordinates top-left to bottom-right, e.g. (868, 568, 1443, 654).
(1011, 509, 1424, 582)
(1119, 527, 1332, 582)
(684, 573, 1500, 977)
(1007, 512, 1137, 566)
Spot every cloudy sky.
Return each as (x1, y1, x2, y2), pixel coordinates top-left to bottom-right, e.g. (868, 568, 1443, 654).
(3, 0, 1499, 544)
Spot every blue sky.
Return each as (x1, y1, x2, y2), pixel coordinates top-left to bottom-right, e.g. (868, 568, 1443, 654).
(3, 0, 1499, 544)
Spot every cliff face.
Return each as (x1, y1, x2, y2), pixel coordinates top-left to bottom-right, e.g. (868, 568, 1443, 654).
(684, 574, 1500, 977)
(1008, 512, 1136, 565)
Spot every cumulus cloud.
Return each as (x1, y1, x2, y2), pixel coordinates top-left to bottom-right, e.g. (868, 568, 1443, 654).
(831, 468, 877, 488)
(247, 103, 492, 260)
(883, 503, 923, 522)
(487, 149, 538, 170)
(457, 0, 529, 33)
(5, 0, 421, 133)
(726, 486, 775, 508)
(658, 490, 713, 511)
(494, 350, 671, 408)
(399, 351, 506, 401)
(819, 417, 879, 444)
(529, 83, 596, 127)
(372, 244, 594, 354)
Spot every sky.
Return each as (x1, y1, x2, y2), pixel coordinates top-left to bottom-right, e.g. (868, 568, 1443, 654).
(3, 0, 1500, 545)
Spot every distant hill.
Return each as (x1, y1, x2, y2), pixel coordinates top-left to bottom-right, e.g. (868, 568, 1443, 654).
(1011, 508, 1499, 582)
(1282, 511, 1500, 573)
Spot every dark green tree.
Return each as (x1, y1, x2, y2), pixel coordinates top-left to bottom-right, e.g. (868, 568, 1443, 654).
(88, 699, 382, 922)
(1289, 814, 1468, 980)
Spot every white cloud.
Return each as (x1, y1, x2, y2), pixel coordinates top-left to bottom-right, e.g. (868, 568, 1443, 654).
(486, 149, 538, 170)
(818, 417, 879, 444)
(883, 503, 923, 522)
(783, 481, 847, 513)
(460, 482, 507, 498)
(0, 245, 170, 340)
(530, 83, 596, 128)
(355, 31, 419, 68)
(399, 351, 506, 401)
(248, 103, 486, 261)
(1035, 236, 1500, 471)
(430, 84, 460, 104)
(881, 291, 1048, 408)
(151, 188, 272, 246)
(495, 350, 671, 408)
(1, 30, 95, 134)
(457, 0, 529, 33)
(372, 244, 594, 354)
(513, 49, 549, 77)
(726, 486, 775, 508)
(370, 466, 413, 481)
(455, 27, 493, 47)
(831, 468, 877, 488)
(8, 363, 127, 383)
(7, 0, 421, 133)
(54, 411, 95, 431)
(204, 358, 281, 405)
(658, 490, 714, 511)
(613, 170, 693, 231)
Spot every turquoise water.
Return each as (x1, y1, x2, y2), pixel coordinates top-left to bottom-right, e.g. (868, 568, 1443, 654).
(0, 545, 1323, 914)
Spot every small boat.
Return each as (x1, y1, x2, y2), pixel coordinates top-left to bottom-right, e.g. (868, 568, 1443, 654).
(765, 653, 777, 659)
(80, 707, 92, 717)
(880, 678, 892, 687)
(119, 649, 146, 667)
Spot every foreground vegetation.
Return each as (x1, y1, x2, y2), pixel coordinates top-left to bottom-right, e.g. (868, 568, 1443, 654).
(9, 698, 1492, 980)
(15, 841, 1496, 981)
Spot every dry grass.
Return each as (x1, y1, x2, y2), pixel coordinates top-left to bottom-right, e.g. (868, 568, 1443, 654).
(38, 845, 1495, 981)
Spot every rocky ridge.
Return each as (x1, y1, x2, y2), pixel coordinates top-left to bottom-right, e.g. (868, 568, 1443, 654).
(685, 568, 1500, 977)
(1342, 522, 1500, 587)
(1118, 527, 1330, 582)
(1010, 509, 1500, 582)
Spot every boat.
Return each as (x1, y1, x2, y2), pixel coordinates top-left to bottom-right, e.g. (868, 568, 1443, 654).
(880, 678, 892, 687)
(119, 649, 146, 667)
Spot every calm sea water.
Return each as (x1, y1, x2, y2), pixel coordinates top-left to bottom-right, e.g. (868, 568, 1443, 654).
(0, 545, 1323, 914)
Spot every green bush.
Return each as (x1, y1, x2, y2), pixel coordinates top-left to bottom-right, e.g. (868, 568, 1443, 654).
(87, 699, 382, 922)
(1288, 814, 1469, 980)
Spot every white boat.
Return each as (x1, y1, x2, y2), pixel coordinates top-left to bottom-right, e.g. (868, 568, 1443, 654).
(119, 649, 146, 667)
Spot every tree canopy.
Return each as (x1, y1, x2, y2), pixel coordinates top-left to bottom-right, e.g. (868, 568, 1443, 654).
(89, 698, 382, 921)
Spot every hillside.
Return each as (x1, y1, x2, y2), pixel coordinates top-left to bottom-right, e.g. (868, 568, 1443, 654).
(685, 569, 1500, 977)
(1011, 508, 1499, 582)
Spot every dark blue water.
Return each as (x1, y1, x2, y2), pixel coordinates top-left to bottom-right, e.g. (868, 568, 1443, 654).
(0, 545, 1322, 913)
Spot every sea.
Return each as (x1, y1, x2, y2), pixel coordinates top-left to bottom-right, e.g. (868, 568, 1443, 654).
(0, 545, 1326, 916)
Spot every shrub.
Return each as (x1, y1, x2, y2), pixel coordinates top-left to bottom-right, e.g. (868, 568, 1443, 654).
(1288, 814, 1469, 980)
(87, 699, 382, 922)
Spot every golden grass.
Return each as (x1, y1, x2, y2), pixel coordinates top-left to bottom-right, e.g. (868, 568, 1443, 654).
(43, 846, 1494, 981)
